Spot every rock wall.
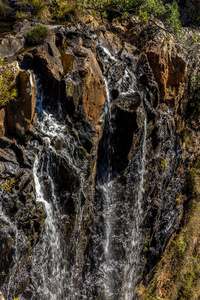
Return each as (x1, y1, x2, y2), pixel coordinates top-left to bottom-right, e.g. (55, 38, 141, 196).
(0, 18, 199, 299)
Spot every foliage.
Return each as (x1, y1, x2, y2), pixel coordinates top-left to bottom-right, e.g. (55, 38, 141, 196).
(161, 157, 169, 168)
(0, 0, 11, 17)
(0, 0, 5, 16)
(84, 0, 182, 34)
(187, 70, 200, 116)
(139, 0, 182, 34)
(25, 25, 50, 45)
(143, 234, 150, 252)
(51, 0, 77, 21)
(0, 59, 17, 107)
(177, 234, 187, 253)
(0, 0, 183, 35)
(138, 159, 200, 300)
(0, 178, 15, 192)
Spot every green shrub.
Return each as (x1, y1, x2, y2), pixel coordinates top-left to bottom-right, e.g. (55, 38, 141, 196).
(0, 0, 5, 17)
(53, 1, 77, 21)
(140, 0, 182, 34)
(25, 25, 49, 45)
(0, 59, 17, 107)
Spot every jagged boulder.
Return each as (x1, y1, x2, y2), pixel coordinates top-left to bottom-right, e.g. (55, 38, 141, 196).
(0, 35, 25, 58)
(146, 37, 187, 107)
(60, 38, 106, 144)
(6, 69, 36, 137)
(0, 136, 46, 291)
(13, 19, 35, 36)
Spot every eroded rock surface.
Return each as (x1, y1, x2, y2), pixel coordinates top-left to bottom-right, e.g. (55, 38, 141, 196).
(0, 17, 199, 300)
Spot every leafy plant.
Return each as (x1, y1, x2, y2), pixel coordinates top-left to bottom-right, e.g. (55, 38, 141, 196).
(0, 59, 17, 107)
(0, 0, 5, 16)
(0, 179, 15, 192)
(139, 0, 181, 34)
(25, 25, 50, 46)
(177, 236, 187, 253)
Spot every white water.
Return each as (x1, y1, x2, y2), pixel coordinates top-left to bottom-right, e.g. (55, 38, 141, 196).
(0, 185, 28, 299)
(122, 117, 147, 300)
(93, 44, 143, 299)
(31, 75, 87, 300)
(30, 77, 65, 299)
(99, 76, 115, 299)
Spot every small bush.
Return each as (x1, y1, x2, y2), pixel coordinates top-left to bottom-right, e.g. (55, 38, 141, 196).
(140, 0, 182, 34)
(0, 59, 17, 107)
(25, 25, 49, 46)
(0, 0, 5, 17)
(54, 1, 77, 21)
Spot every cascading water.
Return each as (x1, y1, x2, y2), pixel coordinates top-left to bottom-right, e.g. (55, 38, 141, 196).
(121, 117, 147, 300)
(81, 41, 147, 299)
(28, 77, 67, 299)
(0, 37, 147, 299)
(24, 76, 86, 299)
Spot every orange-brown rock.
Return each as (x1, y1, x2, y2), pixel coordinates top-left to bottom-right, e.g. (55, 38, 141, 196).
(32, 39, 63, 81)
(125, 22, 187, 110)
(73, 46, 106, 139)
(145, 32, 187, 108)
(0, 108, 6, 137)
(6, 70, 36, 137)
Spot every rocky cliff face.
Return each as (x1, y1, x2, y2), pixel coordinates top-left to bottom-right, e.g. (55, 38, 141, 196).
(0, 17, 199, 299)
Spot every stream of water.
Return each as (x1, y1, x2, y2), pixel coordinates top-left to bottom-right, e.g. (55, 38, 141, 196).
(1, 40, 147, 299)
(80, 43, 147, 299)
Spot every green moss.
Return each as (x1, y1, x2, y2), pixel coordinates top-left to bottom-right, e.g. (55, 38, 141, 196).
(0, 178, 15, 192)
(161, 157, 169, 168)
(138, 162, 200, 300)
(0, 59, 17, 106)
(25, 25, 49, 46)
(143, 234, 150, 252)
(177, 233, 187, 253)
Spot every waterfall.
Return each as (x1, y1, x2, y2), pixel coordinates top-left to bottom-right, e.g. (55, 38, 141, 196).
(0, 39, 148, 299)
(98, 77, 115, 299)
(121, 117, 147, 300)
(29, 76, 88, 300)
(29, 77, 66, 299)
(80, 41, 148, 299)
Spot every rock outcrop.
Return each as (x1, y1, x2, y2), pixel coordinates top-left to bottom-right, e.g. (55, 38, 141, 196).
(0, 35, 24, 58)
(7, 69, 37, 137)
(0, 17, 199, 300)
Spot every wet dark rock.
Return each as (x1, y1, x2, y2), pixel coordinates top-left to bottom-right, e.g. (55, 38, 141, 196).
(114, 92, 141, 112)
(6, 69, 37, 137)
(55, 31, 66, 47)
(0, 34, 24, 58)
(13, 19, 34, 36)
(0, 18, 199, 300)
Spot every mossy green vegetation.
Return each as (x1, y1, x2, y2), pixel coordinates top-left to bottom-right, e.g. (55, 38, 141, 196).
(25, 25, 50, 45)
(0, 178, 15, 192)
(0, 59, 17, 107)
(0, 0, 182, 36)
(137, 157, 200, 300)
(0, 0, 5, 16)
(139, 0, 181, 34)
